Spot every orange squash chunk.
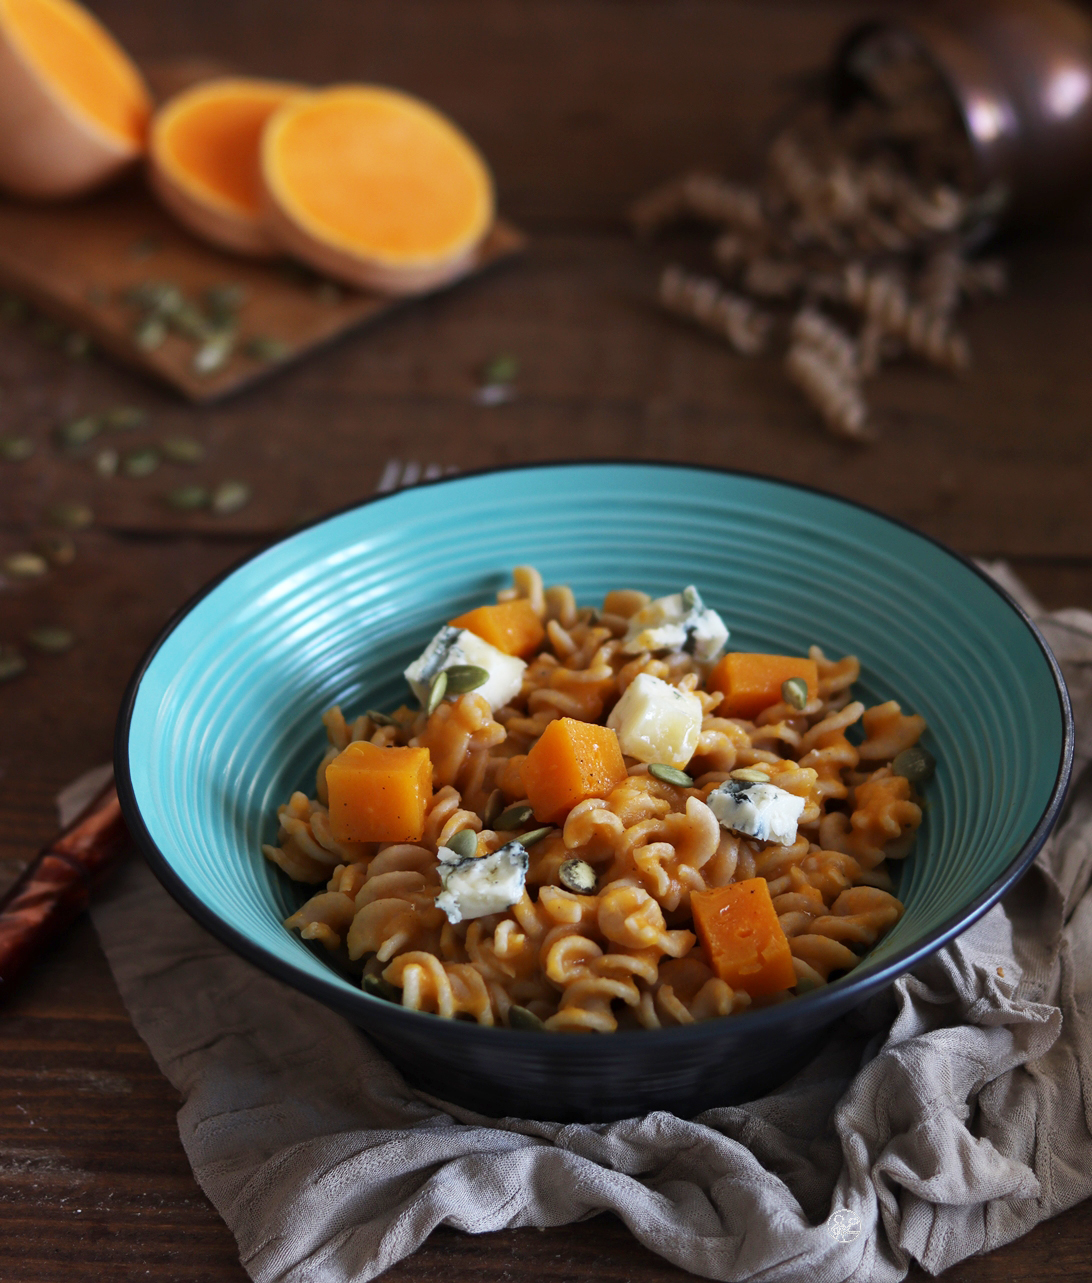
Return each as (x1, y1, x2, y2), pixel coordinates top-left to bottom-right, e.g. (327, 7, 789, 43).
(521, 717, 627, 824)
(707, 652, 819, 720)
(325, 740, 432, 843)
(691, 878, 797, 998)
(449, 599, 545, 658)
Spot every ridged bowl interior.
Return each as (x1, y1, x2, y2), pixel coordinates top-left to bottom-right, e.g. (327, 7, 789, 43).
(118, 463, 1070, 1118)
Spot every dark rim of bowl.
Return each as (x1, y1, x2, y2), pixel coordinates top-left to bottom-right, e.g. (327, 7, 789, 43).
(115, 459, 1075, 1045)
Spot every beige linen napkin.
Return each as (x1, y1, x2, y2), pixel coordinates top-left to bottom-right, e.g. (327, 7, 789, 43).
(67, 563, 1092, 1283)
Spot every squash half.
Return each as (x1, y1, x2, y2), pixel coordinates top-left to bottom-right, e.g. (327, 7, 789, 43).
(149, 77, 302, 256)
(0, 0, 150, 198)
(261, 85, 495, 295)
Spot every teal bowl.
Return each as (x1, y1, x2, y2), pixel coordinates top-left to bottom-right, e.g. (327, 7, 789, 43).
(115, 462, 1072, 1121)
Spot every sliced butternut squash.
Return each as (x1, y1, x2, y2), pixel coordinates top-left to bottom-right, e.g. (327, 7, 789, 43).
(260, 85, 494, 294)
(149, 77, 302, 256)
(325, 740, 433, 843)
(521, 717, 628, 825)
(707, 652, 819, 720)
(449, 600, 545, 659)
(691, 878, 797, 999)
(0, 0, 150, 198)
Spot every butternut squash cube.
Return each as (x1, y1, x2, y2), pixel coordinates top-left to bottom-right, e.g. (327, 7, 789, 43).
(521, 717, 627, 824)
(707, 652, 819, 720)
(325, 740, 432, 843)
(449, 599, 545, 658)
(691, 878, 797, 998)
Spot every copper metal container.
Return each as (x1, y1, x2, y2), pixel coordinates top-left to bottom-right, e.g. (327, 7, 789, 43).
(835, 0, 1092, 219)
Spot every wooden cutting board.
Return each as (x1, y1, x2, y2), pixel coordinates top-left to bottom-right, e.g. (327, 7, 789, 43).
(0, 178, 526, 403)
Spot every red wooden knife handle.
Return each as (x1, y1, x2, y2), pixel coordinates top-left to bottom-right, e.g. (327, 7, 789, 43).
(0, 781, 129, 996)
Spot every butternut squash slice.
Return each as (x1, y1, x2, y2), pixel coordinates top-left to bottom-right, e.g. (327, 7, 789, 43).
(149, 77, 302, 256)
(260, 85, 495, 294)
(0, 0, 150, 198)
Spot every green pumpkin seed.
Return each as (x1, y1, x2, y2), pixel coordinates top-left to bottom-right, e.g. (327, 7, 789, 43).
(507, 1004, 545, 1031)
(518, 826, 552, 847)
(166, 484, 211, 511)
(103, 406, 147, 431)
(426, 669, 449, 714)
(244, 335, 290, 361)
(794, 975, 820, 995)
(482, 353, 519, 385)
(211, 481, 251, 514)
(26, 626, 73, 654)
(193, 335, 233, 374)
(443, 664, 490, 695)
(134, 315, 168, 350)
(47, 501, 93, 529)
(362, 974, 401, 1003)
(0, 435, 34, 462)
(558, 858, 597, 894)
(781, 677, 809, 712)
(94, 448, 119, 477)
(445, 828, 478, 860)
(4, 551, 48, 578)
(366, 709, 394, 727)
(0, 292, 27, 322)
(125, 280, 182, 314)
(0, 646, 27, 682)
(730, 767, 768, 783)
(55, 414, 102, 450)
(172, 303, 212, 340)
(36, 534, 75, 565)
(892, 745, 936, 786)
(121, 448, 160, 478)
(648, 763, 694, 788)
(481, 788, 505, 828)
(160, 435, 206, 464)
(494, 803, 534, 830)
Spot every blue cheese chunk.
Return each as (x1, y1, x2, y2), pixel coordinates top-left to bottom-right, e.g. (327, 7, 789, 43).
(435, 840, 529, 924)
(405, 624, 526, 712)
(706, 779, 806, 845)
(621, 585, 728, 662)
(606, 672, 703, 768)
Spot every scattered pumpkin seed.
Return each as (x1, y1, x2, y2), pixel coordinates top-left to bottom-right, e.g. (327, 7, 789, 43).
(781, 677, 809, 712)
(63, 330, 92, 359)
(0, 292, 27, 322)
(0, 645, 27, 682)
(519, 826, 553, 848)
(362, 974, 401, 1003)
(794, 975, 820, 995)
(648, 763, 694, 788)
(443, 664, 490, 695)
(55, 414, 102, 450)
(244, 335, 290, 361)
(203, 283, 246, 318)
(121, 447, 160, 478)
(892, 745, 936, 785)
(730, 767, 769, 783)
(482, 788, 505, 828)
(103, 405, 147, 431)
(445, 828, 478, 860)
(36, 534, 75, 565)
(426, 669, 449, 714)
(166, 483, 211, 511)
(160, 435, 206, 464)
(94, 448, 119, 477)
(482, 353, 519, 385)
(211, 480, 251, 515)
(26, 625, 74, 654)
(134, 315, 168, 350)
(125, 281, 183, 314)
(366, 708, 394, 727)
(47, 501, 93, 529)
(494, 803, 534, 830)
(558, 858, 597, 894)
(127, 235, 163, 261)
(0, 435, 34, 462)
(193, 335, 234, 374)
(507, 1004, 545, 1031)
(4, 551, 48, 578)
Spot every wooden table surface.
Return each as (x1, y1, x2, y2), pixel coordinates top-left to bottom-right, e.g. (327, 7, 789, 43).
(3, 1, 1092, 1279)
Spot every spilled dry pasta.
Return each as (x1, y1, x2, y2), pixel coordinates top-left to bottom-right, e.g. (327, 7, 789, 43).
(264, 567, 929, 1032)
